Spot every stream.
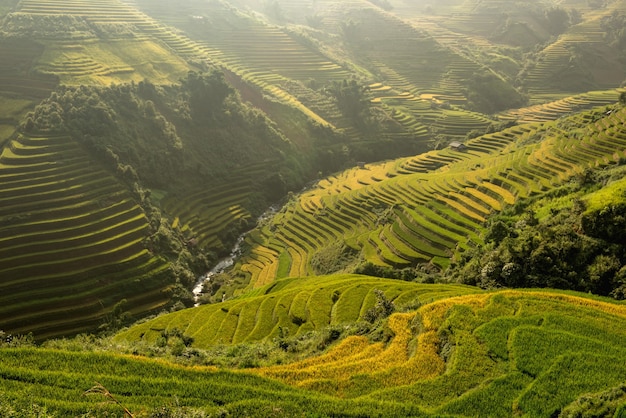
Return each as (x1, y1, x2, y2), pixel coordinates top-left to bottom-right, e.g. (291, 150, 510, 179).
(192, 205, 279, 306)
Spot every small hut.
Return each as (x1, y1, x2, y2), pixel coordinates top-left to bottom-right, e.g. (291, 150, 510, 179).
(449, 141, 467, 151)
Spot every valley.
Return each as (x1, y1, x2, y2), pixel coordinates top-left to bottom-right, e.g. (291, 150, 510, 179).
(1, 0, 626, 416)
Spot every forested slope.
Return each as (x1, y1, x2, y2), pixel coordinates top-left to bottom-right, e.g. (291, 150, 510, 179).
(0, 69, 338, 338)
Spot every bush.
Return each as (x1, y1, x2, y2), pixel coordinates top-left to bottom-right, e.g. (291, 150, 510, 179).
(363, 289, 395, 323)
(582, 203, 626, 243)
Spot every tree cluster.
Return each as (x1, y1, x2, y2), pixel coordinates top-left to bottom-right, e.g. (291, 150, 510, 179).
(447, 172, 626, 299)
(325, 79, 371, 127)
(464, 68, 527, 114)
(22, 72, 310, 195)
(543, 7, 574, 36)
(20, 71, 333, 308)
(601, 11, 626, 52)
(1, 13, 94, 39)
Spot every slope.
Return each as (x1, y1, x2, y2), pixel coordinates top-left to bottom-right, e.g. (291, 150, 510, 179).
(115, 275, 480, 347)
(0, 133, 173, 339)
(0, 70, 327, 338)
(257, 290, 626, 417)
(2, 0, 626, 342)
(229, 98, 626, 291)
(388, 0, 626, 100)
(2, 288, 626, 416)
(3, 0, 193, 85)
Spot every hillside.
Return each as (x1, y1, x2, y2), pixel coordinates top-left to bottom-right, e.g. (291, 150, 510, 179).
(0, 67, 345, 338)
(2, 0, 626, 415)
(0, 0, 623, 338)
(0, 132, 175, 339)
(2, 286, 626, 416)
(208, 0, 626, 102)
(115, 275, 481, 347)
(213, 100, 626, 299)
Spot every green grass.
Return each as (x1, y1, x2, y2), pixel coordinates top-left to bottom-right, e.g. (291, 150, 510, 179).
(332, 284, 371, 323)
(0, 347, 427, 417)
(4, 283, 626, 416)
(517, 353, 626, 416)
(347, 290, 626, 414)
(510, 326, 625, 377)
(275, 250, 292, 279)
(584, 175, 626, 212)
(116, 275, 481, 347)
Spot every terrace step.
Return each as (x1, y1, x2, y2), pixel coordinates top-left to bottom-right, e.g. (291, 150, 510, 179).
(0, 134, 170, 339)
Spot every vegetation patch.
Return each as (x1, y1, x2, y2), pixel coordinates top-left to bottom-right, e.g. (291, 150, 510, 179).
(2, 4, 626, 416)
(3, 289, 626, 416)
(116, 275, 480, 349)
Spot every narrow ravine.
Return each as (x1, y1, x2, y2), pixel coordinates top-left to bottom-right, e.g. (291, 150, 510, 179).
(192, 205, 279, 305)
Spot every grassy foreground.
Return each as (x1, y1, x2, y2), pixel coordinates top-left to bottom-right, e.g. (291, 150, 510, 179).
(4, 277, 626, 416)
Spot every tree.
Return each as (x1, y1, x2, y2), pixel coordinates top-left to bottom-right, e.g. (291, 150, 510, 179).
(485, 220, 511, 245)
(182, 71, 233, 120)
(363, 289, 395, 323)
(587, 254, 621, 295)
(263, 0, 285, 21)
(340, 20, 359, 44)
(327, 79, 369, 124)
(545, 7, 571, 35)
(582, 203, 626, 243)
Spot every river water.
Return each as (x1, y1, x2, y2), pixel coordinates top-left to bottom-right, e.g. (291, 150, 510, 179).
(192, 205, 279, 306)
(192, 235, 243, 306)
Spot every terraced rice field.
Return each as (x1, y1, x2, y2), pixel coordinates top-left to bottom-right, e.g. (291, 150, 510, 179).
(499, 88, 624, 123)
(0, 346, 423, 416)
(382, 1, 625, 109)
(134, 0, 498, 140)
(21, 0, 619, 140)
(256, 290, 626, 416)
(161, 176, 255, 252)
(0, 39, 57, 99)
(110, 283, 626, 416)
(130, 0, 345, 128)
(115, 275, 480, 346)
(200, 22, 349, 83)
(370, 81, 491, 140)
(12, 0, 193, 85)
(0, 134, 172, 339)
(345, 7, 481, 98)
(523, 14, 622, 96)
(237, 106, 626, 287)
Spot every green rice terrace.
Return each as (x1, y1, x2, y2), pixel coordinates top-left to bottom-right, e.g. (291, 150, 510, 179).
(116, 275, 481, 346)
(230, 103, 626, 291)
(2, 0, 626, 416)
(0, 133, 173, 339)
(3, 284, 626, 416)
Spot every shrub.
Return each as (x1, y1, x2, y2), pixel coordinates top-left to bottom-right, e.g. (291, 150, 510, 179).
(363, 289, 395, 323)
